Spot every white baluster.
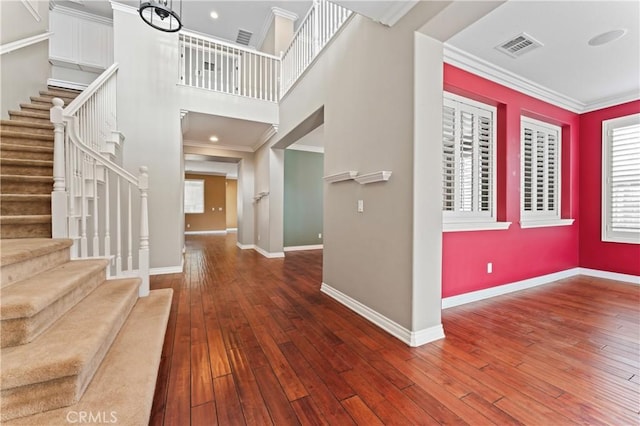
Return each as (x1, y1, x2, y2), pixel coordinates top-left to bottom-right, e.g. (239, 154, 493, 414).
(138, 166, 150, 297)
(127, 183, 132, 271)
(104, 170, 111, 269)
(92, 160, 99, 256)
(80, 158, 88, 257)
(116, 177, 122, 275)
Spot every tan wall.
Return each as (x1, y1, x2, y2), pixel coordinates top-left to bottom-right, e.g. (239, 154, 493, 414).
(226, 179, 238, 229)
(185, 174, 227, 232)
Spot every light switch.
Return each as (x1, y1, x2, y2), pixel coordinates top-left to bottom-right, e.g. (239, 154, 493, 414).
(357, 200, 364, 213)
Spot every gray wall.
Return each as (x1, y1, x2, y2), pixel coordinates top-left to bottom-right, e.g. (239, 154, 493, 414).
(0, 0, 50, 119)
(284, 150, 324, 247)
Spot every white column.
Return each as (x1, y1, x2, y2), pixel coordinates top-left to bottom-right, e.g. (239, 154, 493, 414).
(138, 166, 150, 297)
(50, 98, 68, 238)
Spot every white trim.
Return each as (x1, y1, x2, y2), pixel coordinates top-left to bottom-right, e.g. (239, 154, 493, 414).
(442, 268, 580, 309)
(226, 228, 238, 232)
(0, 31, 52, 56)
(519, 218, 575, 229)
(236, 242, 256, 250)
(321, 282, 445, 347)
(252, 125, 278, 152)
(184, 230, 227, 235)
(150, 264, 184, 275)
(21, 0, 41, 22)
(355, 171, 392, 185)
(271, 7, 299, 22)
(443, 221, 511, 232)
(183, 139, 254, 153)
(110, 0, 137, 15)
(47, 78, 89, 91)
(377, 0, 419, 26)
(442, 267, 640, 309)
(52, 5, 113, 25)
(287, 144, 324, 154)
(444, 44, 584, 113)
(254, 246, 285, 258)
(255, 7, 299, 52)
(284, 244, 323, 252)
(323, 171, 357, 183)
(579, 268, 640, 285)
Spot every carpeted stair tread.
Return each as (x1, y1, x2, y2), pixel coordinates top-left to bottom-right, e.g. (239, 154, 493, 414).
(1, 259, 110, 347)
(0, 144, 53, 161)
(1, 194, 51, 216)
(19, 103, 49, 111)
(8, 110, 50, 120)
(0, 239, 71, 268)
(0, 215, 51, 224)
(31, 96, 75, 105)
(3, 288, 173, 426)
(0, 278, 140, 421)
(1, 120, 53, 130)
(1, 158, 53, 167)
(0, 194, 51, 203)
(0, 143, 54, 153)
(39, 90, 80, 99)
(1, 129, 53, 141)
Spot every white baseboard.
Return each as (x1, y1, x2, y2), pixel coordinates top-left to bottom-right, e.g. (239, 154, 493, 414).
(184, 230, 227, 235)
(320, 282, 445, 347)
(227, 228, 238, 232)
(47, 78, 88, 91)
(236, 242, 255, 250)
(578, 267, 640, 285)
(284, 244, 323, 252)
(442, 267, 640, 309)
(150, 264, 183, 275)
(255, 245, 285, 258)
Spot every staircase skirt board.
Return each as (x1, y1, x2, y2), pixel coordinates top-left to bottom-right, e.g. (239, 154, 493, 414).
(3, 289, 173, 426)
(0, 278, 140, 421)
(1, 259, 110, 347)
(0, 239, 72, 287)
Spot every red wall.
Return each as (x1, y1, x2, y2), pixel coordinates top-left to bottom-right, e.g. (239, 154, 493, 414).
(442, 65, 580, 298)
(579, 101, 640, 275)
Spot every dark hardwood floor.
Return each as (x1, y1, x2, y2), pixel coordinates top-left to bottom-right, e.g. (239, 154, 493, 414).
(150, 234, 640, 425)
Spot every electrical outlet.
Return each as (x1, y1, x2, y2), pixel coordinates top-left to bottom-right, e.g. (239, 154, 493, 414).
(357, 199, 364, 213)
(487, 262, 493, 274)
(187, 224, 190, 228)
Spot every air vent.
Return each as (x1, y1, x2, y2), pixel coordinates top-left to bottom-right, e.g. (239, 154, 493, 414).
(236, 29, 253, 46)
(496, 32, 543, 58)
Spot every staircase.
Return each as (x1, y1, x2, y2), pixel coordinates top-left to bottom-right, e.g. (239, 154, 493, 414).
(0, 88, 173, 424)
(0, 87, 80, 238)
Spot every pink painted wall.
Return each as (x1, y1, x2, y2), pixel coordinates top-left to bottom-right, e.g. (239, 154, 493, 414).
(579, 101, 640, 275)
(442, 64, 580, 297)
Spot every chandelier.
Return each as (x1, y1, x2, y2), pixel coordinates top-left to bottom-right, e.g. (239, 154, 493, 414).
(139, 0, 182, 33)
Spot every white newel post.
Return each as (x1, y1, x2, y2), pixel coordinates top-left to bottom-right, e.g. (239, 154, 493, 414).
(138, 166, 150, 297)
(50, 98, 68, 238)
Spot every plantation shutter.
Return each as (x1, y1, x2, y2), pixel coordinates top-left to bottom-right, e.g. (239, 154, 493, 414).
(605, 119, 640, 240)
(521, 118, 561, 220)
(442, 94, 495, 222)
(184, 180, 205, 214)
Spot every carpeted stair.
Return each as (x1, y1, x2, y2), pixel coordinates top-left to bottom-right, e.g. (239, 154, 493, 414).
(0, 86, 81, 239)
(0, 238, 173, 424)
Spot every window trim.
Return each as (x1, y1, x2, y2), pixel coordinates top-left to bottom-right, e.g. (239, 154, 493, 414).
(443, 92, 508, 232)
(602, 113, 640, 244)
(519, 116, 564, 228)
(184, 179, 205, 214)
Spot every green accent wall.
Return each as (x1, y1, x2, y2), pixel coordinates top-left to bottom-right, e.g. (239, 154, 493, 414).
(284, 150, 324, 247)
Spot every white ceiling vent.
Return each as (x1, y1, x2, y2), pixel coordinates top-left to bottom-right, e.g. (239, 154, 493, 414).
(236, 29, 253, 46)
(496, 32, 543, 58)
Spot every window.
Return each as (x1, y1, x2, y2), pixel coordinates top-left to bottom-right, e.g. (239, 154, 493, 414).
(520, 117, 569, 228)
(443, 93, 506, 231)
(184, 179, 205, 214)
(602, 113, 640, 244)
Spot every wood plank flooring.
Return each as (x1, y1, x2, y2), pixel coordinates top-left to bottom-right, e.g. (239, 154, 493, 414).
(150, 234, 640, 425)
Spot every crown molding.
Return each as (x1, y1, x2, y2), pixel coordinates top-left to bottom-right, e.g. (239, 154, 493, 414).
(252, 125, 278, 152)
(271, 7, 298, 22)
(444, 44, 584, 113)
(580, 90, 640, 114)
(255, 7, 298, 53)
(377, 0, 419, 26)
(52, 4, 113, 25)
(183, 139, 254, 153)
(110, 1, 137, 16)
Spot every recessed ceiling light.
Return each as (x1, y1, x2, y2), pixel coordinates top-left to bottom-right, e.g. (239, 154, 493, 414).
(209, 136, 219, 142)
(588, 29, 627, 47)
(210, 11, 219, 19)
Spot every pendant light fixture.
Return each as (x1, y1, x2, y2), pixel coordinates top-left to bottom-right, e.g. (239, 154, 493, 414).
(139, 0, 182, 33)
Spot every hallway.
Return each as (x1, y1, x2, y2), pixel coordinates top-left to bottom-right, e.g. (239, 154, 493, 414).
(150, 234, 639, 425)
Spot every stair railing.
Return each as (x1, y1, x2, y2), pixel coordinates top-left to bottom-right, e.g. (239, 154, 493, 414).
(50, 64, 150, 297)
(280, 0, 352, 98)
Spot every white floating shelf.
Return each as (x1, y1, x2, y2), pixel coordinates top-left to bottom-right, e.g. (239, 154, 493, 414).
(355, 171, 392, 184)
(323, 171, 358, 183)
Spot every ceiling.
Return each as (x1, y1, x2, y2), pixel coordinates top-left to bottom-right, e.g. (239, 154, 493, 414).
(446, 0, 640, 110)
(182, 112, 274, 151)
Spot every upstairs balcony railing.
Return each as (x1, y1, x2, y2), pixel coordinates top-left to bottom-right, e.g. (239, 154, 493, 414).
(179, 31, 281, 102)
(280, 0, 352, 97)
(178, 0, 352, 102)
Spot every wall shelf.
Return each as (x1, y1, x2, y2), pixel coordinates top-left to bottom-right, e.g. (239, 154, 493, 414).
(355, 171, 392, 184)
(323, 171, 358, 183)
